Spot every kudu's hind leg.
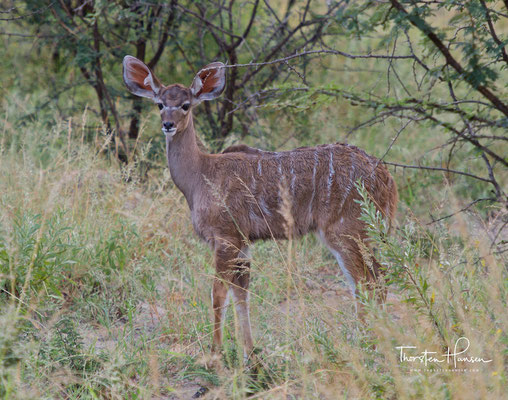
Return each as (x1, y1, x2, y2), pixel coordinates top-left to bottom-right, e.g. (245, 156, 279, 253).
(321, 224, 386, 315)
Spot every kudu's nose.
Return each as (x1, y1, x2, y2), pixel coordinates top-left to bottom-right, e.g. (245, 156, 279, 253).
(163, 121, 175, 130)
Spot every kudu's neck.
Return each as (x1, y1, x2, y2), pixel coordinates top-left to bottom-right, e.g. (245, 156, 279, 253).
(165, 115, 203, 209)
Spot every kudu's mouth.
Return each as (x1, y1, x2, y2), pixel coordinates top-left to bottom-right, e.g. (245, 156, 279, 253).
(162, 127, 177, 137)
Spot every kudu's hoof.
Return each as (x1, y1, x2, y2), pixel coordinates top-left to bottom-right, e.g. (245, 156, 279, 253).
(191, 385, 209, 398)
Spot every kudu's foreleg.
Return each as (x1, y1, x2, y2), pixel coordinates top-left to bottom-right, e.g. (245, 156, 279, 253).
(231, 247, 254, 357)
(211, 276, 229, 352)
(212, 240, 253, 356)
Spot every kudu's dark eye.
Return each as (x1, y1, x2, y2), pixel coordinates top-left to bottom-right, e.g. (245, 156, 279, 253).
(182, 103, 190, 111)
(157, 103, 163, 110)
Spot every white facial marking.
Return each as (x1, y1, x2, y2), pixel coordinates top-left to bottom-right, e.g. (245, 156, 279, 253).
(162, 127, 177, 138)
(161, 105, 180, 112)
(257, 159, 262, 176)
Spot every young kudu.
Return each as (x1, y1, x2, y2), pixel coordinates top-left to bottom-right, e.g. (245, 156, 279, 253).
(122, 56, 398, 358)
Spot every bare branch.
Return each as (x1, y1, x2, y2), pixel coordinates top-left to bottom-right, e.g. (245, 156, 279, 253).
(148, 0, 178, 69)
(481, 154, 504, 201)
(384, 161, 494, 184)
(479, 0, 508, 65)
(0, 1, 56, 21)
(229, 0, 259, 50)
(427, 198, 497, 225)
(0, 31, 59, 38)
(221, 48, 414, 71)
(176, 3, 242, 40)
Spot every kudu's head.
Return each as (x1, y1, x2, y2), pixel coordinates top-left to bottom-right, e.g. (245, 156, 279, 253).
(123, 56, 226, 139)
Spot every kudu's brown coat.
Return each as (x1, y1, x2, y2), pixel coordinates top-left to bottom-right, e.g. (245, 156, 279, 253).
(123, 56, 398, 356)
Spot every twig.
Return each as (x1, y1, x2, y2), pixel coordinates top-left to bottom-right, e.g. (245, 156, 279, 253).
(221, 48, 414, 71)
(481, 153, 504, 201)
(0, 31, 58, 38)
(375, 119, 414, 168)
(490, 219, 508, 251)
(384, 161, 493, 184)
(175, 3, 243, 40)
(479, 0, 508, 65)
(0, 1, 56, 21)
(427, 198, 497, 225)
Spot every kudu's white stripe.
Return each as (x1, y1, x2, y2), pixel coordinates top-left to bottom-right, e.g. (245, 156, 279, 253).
(308, 149, 319, 215)
(290, 153, 296, 195)
(276, 153, 282, 176)
(327, 148, 335, 206)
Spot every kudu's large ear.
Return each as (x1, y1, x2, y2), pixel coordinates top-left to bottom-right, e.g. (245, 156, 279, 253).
(123, 55, 162, 99)
(190, 62, 226, 103)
